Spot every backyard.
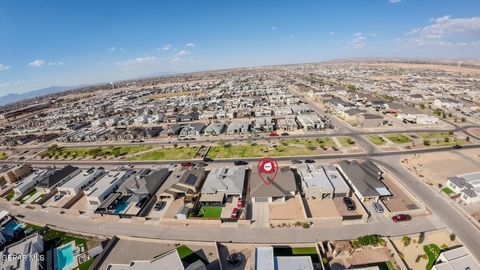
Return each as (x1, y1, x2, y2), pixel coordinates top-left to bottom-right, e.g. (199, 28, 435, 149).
(273, 246, 320, 263)
(176, 245, 208, 265)
(196, 206, 222, 219)
(128, 147, 199, 160)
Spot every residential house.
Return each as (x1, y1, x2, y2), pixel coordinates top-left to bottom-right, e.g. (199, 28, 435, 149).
(255, 247, 314, 270)
(106, 249, 194, 270)
(36, 165, 81, 193)
(277, 116, 298, 132)
(298, 164, 334, 199)
(204, 122, 225, 136)
(0, 164, 32, 185)
(337, 160, 392, 202)
(84, 170, 134, 207)
(296, 115, 324, 131)
(179, 123, 205, 138)
(226, 122, 250, 135)
(57, 167, 106, 196)
(446, 172, 480, 204)
(432, 246, 479, 270)
(357, 113, 384, 128)
(13, 169, 54, 196)
(156, 166, 206, 200)
(0, 233, 44, 270)
(200, 166, 246, 204)
(250, 166, 297, 203)
(253, 117, 274, 133)
(434, 98, 464, 110)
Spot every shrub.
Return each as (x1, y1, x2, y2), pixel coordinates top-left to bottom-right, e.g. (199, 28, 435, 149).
(322, 257, 328, 264)
(418, 232, 425, 244)
(402, 236, 411, 246)
(423, 139, 431, 146)
(415, 255, 422, 263)
(302, 223, 310, 229)
(441, 244, 448, 250)
(450, 233, 456, 241)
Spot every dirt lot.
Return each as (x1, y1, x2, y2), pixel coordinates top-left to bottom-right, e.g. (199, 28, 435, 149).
(304, 198, 340, 218)
(163, 198, 185, 219)
(69, 196, 89, 211)
(269, 196, 305, 220)
(218, 243, 254, 270)
(402, 149, 480, 186)
(381, 174, 419, 212)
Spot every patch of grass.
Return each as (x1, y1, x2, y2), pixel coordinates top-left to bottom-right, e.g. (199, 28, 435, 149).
(337, 136, 355, 147)
(78, 257, 94, 270)
(273, 247, 319, 263)
(284, 138, 336, 148)
(0, 151, 7, 160)
(385, 134, 412, 144)
(417, 132, 451, 139)
(4, 190, 15, 201)
(367, 135, 387, 145)
(20, 189, 37, 203)
(177, 245, 207, 265)
(442, 187, 455, 195)
(424, 244, 441, 270)
(128, 147, 198, 160)
(44, 145, 152, 159)
(197, 206, 222, 218)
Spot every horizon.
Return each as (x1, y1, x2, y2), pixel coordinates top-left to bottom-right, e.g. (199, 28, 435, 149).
(1, 0, 480, 96)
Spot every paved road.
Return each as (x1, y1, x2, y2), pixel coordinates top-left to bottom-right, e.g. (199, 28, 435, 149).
(0, 202, 439, 244)
(373, 156, 480, 262)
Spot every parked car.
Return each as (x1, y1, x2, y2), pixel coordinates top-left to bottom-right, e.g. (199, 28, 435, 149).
(136, 197, 148, 208)
(392, 214, 411, 222)
(237, 198, 245, 208)
(281, 132, 290, 136)
(231, 208, 239, 219)
(291, 159, 302, 164)
(234, 160, 248, 166)
(343, 197, 356, 211)
(181, 162, 194, 167)
(53, 194, 64, 202)
(154, 201, 166, 211)
(269, 132, 279, 137)
(203, 157, 214, 162)
(372, 202, 384, 213)
(453, 145, 462, 149)
(305, 159, 315, 164)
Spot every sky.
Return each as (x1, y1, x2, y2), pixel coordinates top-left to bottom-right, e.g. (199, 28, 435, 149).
(0, 0, 479, 96)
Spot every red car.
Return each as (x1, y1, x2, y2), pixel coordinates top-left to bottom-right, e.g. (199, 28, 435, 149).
(392, 214, 411, 222)
(237, 199, 244, 208)
(180, 162, 194, 167)
(269, 132, 279, 137)
(231, 208, 239, 219)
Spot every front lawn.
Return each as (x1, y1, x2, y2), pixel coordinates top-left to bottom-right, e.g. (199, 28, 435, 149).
(367, 135, 387, 145)
(20, 189, 37, 203)
(4, 190, 15, 201)
(128, 147, 199, 160)
(177, 245, 207, 265)
(442, 187, 455, 195)
(424, 244, 441, 270)
(385, 134, 412, 144)
(196, 206, 222, 218)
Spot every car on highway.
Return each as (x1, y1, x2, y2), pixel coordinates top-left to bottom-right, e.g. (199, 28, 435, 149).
(203, 157, 214, 162)
(305, 159, 315, 164)
(53, 194, 64, 202)
(154, 201, 166, 211)
(343, 197, 356, 211)
(269, 132, 279, 137)
(372, 202, 384, 213)
(291, 159, 302, 164)
(281, 132, 290, 136)
(392, 214, 411, 222)
(181, 162, 194, 167)
(453, 145, 462, 149)
(234, 160, 248, 166)
(231, 208, 239, 219)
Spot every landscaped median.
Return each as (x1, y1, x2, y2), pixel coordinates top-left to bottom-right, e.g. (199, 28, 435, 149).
(384, 133, 413, 144)
(417, 132, 467, 147)
(127, 147, 199, 161)
(366, 135, 387, 145)
(41, 144, 153, 160)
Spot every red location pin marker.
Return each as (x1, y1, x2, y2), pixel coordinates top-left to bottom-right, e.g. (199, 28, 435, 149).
(257, 157, 279, 186)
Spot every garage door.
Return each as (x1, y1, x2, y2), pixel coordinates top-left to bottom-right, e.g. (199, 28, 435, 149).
(255, 197, 269, 203)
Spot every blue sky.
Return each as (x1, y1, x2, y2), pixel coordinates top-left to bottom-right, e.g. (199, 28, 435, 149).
(1, 0, 479, 96)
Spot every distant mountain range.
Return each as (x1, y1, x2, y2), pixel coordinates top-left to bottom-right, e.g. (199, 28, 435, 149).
(0, 86, 76, 106)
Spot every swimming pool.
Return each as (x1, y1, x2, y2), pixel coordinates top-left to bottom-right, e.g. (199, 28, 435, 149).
(114, 199, 131, 214)
(56, 243, 74, 270)
(2, 220, 23, 237)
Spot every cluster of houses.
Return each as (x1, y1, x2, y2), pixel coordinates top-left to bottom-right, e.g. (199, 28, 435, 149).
(445, 171, 480, 204)
(1, 159, 395, 222)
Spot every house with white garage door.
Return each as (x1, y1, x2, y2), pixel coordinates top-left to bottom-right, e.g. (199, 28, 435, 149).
(249, 166, 297, 203)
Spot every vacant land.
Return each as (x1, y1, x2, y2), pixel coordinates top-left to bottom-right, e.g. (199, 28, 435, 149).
(128, 147, 198, 160)
(43, 145, 152, 159)
(367, 135, 387, 145)
(385, 134, 412, 144)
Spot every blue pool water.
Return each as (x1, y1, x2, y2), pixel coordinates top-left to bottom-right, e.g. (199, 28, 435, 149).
(56, 243, 74, 270)
(114, 199, 130, 214)
(2, 220, 23, 237)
